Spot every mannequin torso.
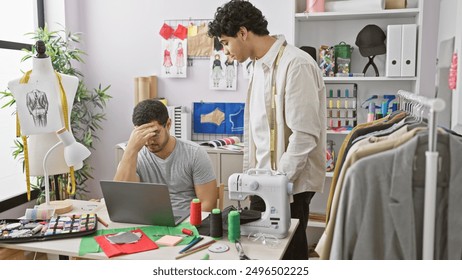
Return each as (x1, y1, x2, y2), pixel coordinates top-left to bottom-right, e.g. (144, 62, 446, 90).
(8, 56, 79, 176)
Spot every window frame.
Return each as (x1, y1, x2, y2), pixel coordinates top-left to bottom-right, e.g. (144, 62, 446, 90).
(0, 0, 45, 211)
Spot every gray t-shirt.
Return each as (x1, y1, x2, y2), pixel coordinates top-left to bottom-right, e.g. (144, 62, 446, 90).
(136, 138, 215, 211)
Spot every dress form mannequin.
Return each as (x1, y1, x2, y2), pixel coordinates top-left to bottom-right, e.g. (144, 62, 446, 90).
(8, 41, 79, 176)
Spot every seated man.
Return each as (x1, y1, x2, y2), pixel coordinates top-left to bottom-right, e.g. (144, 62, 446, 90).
(114, 99, 217, 212)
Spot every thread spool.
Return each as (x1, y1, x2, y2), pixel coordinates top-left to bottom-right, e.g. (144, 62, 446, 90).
(25, 208, 55, 220)
(227, 210, 240, 243)
(182, 228, 194, 236)
(190, 198, 202, 227)
(210, 208, 223, 239)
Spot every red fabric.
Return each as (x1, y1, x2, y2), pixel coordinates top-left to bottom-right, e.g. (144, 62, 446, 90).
(159, 23, 174, 40)
(173, 24, 188, 40)
(94, 229, 158, 258)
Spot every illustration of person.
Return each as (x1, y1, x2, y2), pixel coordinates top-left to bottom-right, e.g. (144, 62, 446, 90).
(176, 41, 185, 74)
(163, 43, 173, 74)
(212, 54, 223, 87)
(224, 57, 235, 88)
(26, 89, 49, 127)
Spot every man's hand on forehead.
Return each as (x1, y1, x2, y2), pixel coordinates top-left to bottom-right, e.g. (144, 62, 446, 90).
(135, 123, 161, 136)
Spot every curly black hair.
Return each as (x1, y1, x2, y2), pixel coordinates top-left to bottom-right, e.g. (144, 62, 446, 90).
(132, 99, 169, 126)
(208, 0, 269, 38)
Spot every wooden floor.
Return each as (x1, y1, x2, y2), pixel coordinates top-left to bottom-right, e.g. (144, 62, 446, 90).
(0, 248, 47, 260)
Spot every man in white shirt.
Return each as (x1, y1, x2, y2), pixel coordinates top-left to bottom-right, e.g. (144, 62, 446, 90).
(209, 0, 326, 259)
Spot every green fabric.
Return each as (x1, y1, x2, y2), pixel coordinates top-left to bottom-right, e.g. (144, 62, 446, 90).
(78, 222, 198, 256)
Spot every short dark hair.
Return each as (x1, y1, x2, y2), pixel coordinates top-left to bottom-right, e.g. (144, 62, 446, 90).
(132, 99, 169, 126)
(208, 0, 269, 38)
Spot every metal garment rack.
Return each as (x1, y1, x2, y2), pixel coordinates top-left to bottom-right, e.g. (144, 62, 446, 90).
(397, 90, 446, 260)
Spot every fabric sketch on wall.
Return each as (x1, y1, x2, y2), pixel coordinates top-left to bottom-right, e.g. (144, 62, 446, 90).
(161, 38, 188, 78)
(242, 58, 254, 79)
(14, 82, 62, 135)
(209, 51, 237, 90)
(193, 102, 245, 134)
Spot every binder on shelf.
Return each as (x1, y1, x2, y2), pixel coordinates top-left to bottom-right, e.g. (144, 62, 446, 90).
(385, 25, 402, 77)
(400, 24, 417, 77)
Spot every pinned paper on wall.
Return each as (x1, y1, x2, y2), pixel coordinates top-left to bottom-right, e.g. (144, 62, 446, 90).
(209, 51, 237, 90)
(161, 38, 188, 78)
(188, 23, 198, 37)
(193, 102, 245, 134)
(164, 19, 214, 60)
(187, 21, 214, 58)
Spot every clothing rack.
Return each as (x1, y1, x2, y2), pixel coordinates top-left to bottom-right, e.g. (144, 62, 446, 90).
(397, 90, 446, 260)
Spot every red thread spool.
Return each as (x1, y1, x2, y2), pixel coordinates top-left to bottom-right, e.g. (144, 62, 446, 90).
(190, 198, 202, 227)
(182, 228, 194, 236)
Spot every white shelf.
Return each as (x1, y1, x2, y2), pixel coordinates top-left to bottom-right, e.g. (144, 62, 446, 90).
(323, 77, 417, 82)
(327, 129, 351, 135)
(295, 8, 419, 21)
(308, 219, 326, 228)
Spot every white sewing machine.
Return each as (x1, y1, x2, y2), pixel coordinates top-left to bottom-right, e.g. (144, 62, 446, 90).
(228, 169, 293, 238)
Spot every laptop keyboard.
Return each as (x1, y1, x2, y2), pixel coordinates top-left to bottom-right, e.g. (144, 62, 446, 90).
(174, 215, 182, 222)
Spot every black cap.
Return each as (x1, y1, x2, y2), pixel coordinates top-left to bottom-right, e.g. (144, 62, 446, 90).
(355, 25, 386, 57)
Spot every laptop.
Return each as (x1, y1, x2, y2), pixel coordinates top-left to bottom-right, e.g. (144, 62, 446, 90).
(100, 180, 189, 227)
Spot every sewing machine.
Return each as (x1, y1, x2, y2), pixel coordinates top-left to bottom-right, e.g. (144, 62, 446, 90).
(228, 169, 293, 238)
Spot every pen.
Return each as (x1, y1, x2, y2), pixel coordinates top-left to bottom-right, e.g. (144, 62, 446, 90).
(179, 236, 203, 254)
(175, 240, 216, 260)
(184, 239, 216, 254)
(97, 216, 109, 227)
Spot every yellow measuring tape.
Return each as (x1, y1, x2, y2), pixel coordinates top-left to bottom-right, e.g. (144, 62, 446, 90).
(17, 70, 77, 201)
(269, 42, 286, 170)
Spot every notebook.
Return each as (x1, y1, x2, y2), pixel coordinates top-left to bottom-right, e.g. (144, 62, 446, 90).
(100, 180, 189, 227)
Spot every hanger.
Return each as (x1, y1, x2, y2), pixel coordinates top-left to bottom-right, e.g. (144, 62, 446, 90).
(406, 100, 428, 130)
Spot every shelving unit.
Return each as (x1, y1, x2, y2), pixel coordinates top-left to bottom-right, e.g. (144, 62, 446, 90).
(327, 130, 351, 135)
(323, 77, 417, 82)
(291, 0, 440, 250)
(295, 8, 420, 21)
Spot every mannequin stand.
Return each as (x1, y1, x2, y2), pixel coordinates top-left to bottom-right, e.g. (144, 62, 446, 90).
(362, 55, 380, 77)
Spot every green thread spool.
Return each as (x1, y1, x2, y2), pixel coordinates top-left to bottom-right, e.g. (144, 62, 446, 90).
(227, 210, 240, 243)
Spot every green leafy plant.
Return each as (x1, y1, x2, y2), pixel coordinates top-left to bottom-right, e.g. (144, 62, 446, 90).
(0, 25, 111, 203)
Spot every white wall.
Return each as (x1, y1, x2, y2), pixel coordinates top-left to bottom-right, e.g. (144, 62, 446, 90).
(62, 0, 294, 198)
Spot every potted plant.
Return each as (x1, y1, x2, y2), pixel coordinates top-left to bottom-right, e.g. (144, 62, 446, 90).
(0, 25, 111, 203)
